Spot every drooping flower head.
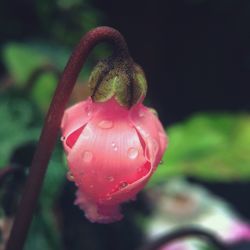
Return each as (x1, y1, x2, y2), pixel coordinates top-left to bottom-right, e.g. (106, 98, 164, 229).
(61, 54, 167, 223)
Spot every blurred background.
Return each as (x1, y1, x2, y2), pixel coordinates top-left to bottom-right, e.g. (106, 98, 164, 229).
(0, 0, 250, 249)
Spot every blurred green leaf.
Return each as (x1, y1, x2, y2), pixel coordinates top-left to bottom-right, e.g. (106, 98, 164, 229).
(31, 72, 58, 112)
(2, 42, 69, 86)
(24, 146, 66, 250)
(25, 211, 62, 250)
(0, 97, 40, 166)
(40, 145, 66, 208)
(0, 94, 66, 249)
(150, 113, 250, 185)
(201, 246, 217, 250)
(3, 44, 49, 86)
(24, 42, 69, 69)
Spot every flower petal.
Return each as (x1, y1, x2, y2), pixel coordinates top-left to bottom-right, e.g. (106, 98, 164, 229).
(61, 97, 167, 223)
(67, 99, 151, 206)
(130, 103, 167, 169)
(75, 189, 123, 223)
(61, 97, 93, 153)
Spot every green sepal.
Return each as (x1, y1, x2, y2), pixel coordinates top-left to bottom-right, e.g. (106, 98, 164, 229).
(88, 56, 147, 108)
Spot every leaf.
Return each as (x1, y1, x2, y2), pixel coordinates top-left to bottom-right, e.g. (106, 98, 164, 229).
(24, 211, 62, 250)
(40, 145, 66, 208)
(26, 146, 66, 250)
(0, 97, 40, 166)
(3, 44, 50, 86)
(150, 113, 250, 185)
(30, 72, 58, 112)
(2, 42, 69, 87)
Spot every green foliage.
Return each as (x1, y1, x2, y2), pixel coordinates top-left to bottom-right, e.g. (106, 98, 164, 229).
(41, 146, 66, 208)
(2, 41, 107, 112)
(4, 44, 49, 86)
(0, 1, 110, 249)
(35, 0, 104, 46)
(0, 97, 40, 166)
(2, 42, 69, 86)
(200, 246, 217, 250)
(0, 95, 66, 249)
(2, 42, 70, 112)
(31, 72, 58, 112)
(25, 146, 66, 250)
(150, 113, 250, 185)
(24, 207, 65, 250)
(0, 91, 66, 250)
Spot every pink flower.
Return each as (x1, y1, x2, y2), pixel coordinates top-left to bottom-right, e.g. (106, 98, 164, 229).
(61, 96, 167, 223)
(225, 221, 250, 243)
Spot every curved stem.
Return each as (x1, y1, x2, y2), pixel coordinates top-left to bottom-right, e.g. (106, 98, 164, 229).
(140, 227, 228, 250)
(5, 26, 129, 250)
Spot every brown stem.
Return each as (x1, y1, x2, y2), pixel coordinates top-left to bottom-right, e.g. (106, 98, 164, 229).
(5, 26, 129, 250)
(140, 227, 228, 250)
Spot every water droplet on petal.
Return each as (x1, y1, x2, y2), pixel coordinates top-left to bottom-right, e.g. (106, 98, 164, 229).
(60, 136, 65, 141)
(119, 182, 128, 189)
(160, 159, 164, 165)
(111, 142, 118, 151)
(127, 147, 139, 159)
(89, 184, 94, 189)
(82, 151, 93, 162)
(86, 106, 92, 117)
(106, 176, 114, 182)
(66, 171, 74, 182)
(136, 125, 149, 137)
(138, 110, 144, 117)
(98, 120, 113, 129)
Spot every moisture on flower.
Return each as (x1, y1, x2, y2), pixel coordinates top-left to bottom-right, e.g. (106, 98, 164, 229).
(61, 56, 167, 223)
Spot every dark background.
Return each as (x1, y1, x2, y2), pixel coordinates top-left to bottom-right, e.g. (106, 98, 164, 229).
(94, 0, 250, 123)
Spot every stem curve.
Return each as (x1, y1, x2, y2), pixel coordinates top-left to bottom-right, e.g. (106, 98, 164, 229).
(5, 26, 129, 250)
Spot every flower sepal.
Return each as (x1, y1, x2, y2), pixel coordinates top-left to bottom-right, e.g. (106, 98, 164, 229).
(89, 55, 147, 108)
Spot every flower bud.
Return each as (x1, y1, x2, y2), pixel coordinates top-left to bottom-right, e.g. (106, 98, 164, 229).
(61, 58, 167, 223)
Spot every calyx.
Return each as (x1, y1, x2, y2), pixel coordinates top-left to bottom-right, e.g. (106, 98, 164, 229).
(89, 55, 147, 108)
